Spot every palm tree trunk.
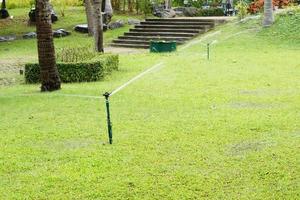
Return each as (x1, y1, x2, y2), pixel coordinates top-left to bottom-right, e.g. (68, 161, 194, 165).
(36, 0, 61, 91)
(263, 0, 274, 27)
(91, 0, 104, 52)
(84, 0, 94, 36)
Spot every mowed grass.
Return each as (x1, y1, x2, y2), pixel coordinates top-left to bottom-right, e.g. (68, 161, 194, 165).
(0, 10, 300, 199)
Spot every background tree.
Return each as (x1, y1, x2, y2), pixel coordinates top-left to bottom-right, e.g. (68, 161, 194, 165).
(36, 0, 61, 91)
(165, 0, 172, 9)
(84, 0, 94, 36)
(263, 0, 274, 26)
(91, 0, 104, 52)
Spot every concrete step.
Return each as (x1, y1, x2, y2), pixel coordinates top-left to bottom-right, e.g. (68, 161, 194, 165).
(135, 24, 210, 30)
(141, 21, 214, 26)
(113, 39, 185, 45)
(124, 31, 196, 37)
(145, 18, 216, 23)
(111, 18, 225, 48)
(111, 43, 149, 49)
(118, 35, 190, 41)
(130, 28, 202, 33)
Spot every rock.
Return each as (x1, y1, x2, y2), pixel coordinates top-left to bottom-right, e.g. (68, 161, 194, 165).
(0, 8, 9, 19)
(53, 29, 71, 38)
(74, 24, 89, 33)
(153, 4, 176, 18)
(108, 20, 124, 30)
(161, 9, 176, 18)
(74, 24, 107, 33)
(128, 18, 140, 25)
(51, 10, 58, 23)
(173, 7, 184, 16)
(28, 7, 58, 23)
(182, 7, 199, 17)
(23, 32, 37, 39)
(0, 35, 16, 42)
(152, 4, 165, 18)
(102, 12, 112, 25)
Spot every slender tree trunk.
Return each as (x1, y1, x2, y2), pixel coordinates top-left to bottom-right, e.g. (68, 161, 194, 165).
(84, 0, 94, 36)
(263, 0, 274, 27)
(165, 0, 172, 9)
(104, 0, 113, 15)
(128, 0, 133, 12)
(112, 0, 120, 11)
(136, 0, 139, 14)
(91, 0, 104, 52)
(36, 0, 61, 92)
(123, 0, 126, 12)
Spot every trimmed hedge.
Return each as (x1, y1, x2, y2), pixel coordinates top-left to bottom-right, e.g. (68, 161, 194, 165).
(25, 54, 118, 83)
(197, 8, 224, 16)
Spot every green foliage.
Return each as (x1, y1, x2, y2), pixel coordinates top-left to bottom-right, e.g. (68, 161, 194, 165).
(258, 8, 300, 45)
(25, 54, 119, 83)
(197, 8, 224, 16)
(7, 0, 83, 9)
(236, 0, 248, 20)
(56, 46, 97, 63)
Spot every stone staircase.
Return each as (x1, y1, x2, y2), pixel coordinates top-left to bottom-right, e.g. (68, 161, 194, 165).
(111, 18, 224, 49)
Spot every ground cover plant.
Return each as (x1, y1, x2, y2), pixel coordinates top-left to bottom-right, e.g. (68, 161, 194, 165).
(0, 8, 300, 199)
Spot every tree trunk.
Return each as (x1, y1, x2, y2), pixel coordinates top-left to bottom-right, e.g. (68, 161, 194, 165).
(263, 0, 274, 27)
(104, 0, 113, 16)
(165, 0, 172, 9)
(84, 0, 94, 36)
(91, 0, 104, 52)
(128, 0, 133, 12)
(36, 0, 61, 92)
(123, 0, 126, 12)
(136, 0, 139, 14)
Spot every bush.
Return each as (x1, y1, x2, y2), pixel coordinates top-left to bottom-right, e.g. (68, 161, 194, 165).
(236, 0, 249, 19)
(197, 8, 224, 16)
(248, 0, 290, 14)
(25, 54, 119, 83)
(56, 46, 97, 63)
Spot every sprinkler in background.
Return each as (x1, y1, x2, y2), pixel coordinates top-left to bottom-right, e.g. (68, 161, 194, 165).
(0, 0, 10, 19)
(207, 43, 210, 60)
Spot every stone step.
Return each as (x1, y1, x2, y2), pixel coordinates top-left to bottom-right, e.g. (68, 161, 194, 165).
(118, 35, 190, 41)
(113, 39, 184, 44)
(141, 21, 214, 26)
(113, 39, 185, 45)
(111, 43, 149, 49)
(111, 18, 225, 49)
(145, 18, 216, 23)
(130, 28, 202, 33)
(135, 24, 210, 30)
(124, 31, 196, 37)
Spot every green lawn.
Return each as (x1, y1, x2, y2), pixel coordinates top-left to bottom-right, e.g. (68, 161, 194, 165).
(0, 9, 300, 199)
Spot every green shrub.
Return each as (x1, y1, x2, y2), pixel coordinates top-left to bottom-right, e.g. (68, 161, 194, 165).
(236, 0, 248, 20)
(56, 46, 97, 63)
(25, 54, 119, 84)
(197, 8, 224, 16)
